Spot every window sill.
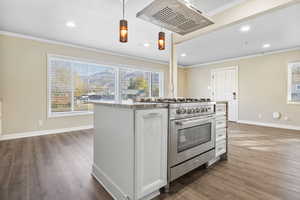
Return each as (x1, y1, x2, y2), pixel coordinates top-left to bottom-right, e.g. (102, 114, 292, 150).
(48, 111, 94, 118)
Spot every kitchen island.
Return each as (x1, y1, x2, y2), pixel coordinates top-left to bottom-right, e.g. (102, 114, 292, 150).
(92, 101, 169, 200)
(92, 100, 229, 200)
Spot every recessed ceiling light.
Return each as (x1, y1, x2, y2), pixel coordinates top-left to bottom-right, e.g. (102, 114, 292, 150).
(240, 25, 251, 32)
(181, 53, 187, 57)
(143, 43, 150, 47)
(66, 21, 76, 28)
(262, 44, 271, 48)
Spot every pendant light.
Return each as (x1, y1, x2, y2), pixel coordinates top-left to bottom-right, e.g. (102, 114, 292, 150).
(158, 31, 165, 50)
(119, 0, 128, 43)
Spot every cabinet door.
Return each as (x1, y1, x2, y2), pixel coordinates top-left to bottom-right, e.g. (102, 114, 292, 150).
(135, 109, 168, 199)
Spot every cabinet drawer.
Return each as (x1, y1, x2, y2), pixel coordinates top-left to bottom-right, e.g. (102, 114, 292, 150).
(216, 140, 226, 157)
(216, 116, 226, 129)
(216, 104, 226, 116)
(216, 128, 226, 142)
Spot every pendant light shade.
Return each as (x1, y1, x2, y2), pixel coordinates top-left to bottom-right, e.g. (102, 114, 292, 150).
(158, 31, 165, 50)
(120, 19, 128, 43)
(119, 0, 128, 43)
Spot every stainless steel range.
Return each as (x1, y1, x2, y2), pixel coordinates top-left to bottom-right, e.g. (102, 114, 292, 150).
(137, 98, 216, 186)
(168, 100, 215, 183)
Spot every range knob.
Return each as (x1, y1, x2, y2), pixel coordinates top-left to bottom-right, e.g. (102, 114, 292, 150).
(187, 109, 192, 114)
(176, 108, 186, 114)
(195, 108, 200, 113)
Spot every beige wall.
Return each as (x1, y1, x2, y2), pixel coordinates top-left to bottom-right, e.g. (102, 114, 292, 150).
(0, 34, 169, 135)
(177, 68, 187, 97)
(185, 50, 300, 127)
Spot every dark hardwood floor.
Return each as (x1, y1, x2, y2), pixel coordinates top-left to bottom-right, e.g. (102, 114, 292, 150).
(1, 123, 300, 200)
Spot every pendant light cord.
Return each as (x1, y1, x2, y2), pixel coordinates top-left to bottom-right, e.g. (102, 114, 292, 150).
(123, 0, 125, 19)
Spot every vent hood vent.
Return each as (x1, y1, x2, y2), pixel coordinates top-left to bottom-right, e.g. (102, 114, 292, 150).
(136, 0, 214, 35)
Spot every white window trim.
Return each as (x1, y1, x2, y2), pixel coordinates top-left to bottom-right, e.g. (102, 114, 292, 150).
(49, 111, 94, 118)
(287, 61, 300, 105)
(47, 55, 164, 118)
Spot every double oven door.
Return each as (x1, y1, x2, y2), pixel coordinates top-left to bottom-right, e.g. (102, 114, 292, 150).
(169, 115, 215, 166)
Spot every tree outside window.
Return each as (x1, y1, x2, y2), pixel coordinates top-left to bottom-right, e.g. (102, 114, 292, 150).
(48, 56, 163, 117)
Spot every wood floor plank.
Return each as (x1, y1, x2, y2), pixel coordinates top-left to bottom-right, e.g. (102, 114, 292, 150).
(1, 123, 300, 200)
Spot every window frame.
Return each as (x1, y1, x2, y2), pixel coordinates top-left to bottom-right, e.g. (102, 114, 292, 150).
(287, 61, 300, 105)
(118, 66, 164, 101)
(47, 54, 164, 118)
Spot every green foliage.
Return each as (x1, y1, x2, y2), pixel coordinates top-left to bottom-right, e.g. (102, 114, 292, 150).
(74, 73, 88, 97)
(128, 77, 149, 91)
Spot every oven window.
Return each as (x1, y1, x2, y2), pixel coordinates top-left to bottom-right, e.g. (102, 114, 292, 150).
(177, 123, 211, 153)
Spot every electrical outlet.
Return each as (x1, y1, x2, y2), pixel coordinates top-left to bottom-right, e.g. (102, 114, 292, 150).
(38, 120, 43, 127)
(258, 114, 262, 119)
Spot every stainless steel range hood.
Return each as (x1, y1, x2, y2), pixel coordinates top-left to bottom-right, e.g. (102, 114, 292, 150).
(136, 0, 214, 35)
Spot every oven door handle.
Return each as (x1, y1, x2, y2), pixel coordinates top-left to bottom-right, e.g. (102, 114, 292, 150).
(175, 117, 215, 126)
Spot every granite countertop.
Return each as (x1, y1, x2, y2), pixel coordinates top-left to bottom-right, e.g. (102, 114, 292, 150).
(90, 101, 169, 109)
(216, 101, 228, 104)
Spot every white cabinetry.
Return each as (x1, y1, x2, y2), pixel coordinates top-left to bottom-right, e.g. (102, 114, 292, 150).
(135, 109, 168, 199)
(215, 103, 228, 158)
(93, 104, 168, 200)
(209, 102, 228, 165)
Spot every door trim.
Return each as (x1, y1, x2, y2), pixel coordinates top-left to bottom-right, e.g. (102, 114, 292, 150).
(210, 66, 239, 122)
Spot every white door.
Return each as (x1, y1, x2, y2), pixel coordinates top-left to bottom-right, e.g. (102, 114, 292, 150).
(211, 67, 238, 122)
(135, 109, 168, 199)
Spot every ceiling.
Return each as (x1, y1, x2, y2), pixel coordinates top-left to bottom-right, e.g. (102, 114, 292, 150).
(0, 0, 246, 64)
(177, 3, 300, 66)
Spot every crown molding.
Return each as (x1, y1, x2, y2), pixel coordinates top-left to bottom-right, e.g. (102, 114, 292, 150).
(184, 46, 300, 68)
(0, 30, 169, 66)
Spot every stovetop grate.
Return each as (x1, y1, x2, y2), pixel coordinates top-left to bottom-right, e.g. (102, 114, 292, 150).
(136, 97, 211, 103)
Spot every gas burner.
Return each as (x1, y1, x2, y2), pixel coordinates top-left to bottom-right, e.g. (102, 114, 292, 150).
(136, 97, 211, 103)
(200, 98, 211, 102)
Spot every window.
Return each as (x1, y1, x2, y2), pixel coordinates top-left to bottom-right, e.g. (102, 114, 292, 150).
(87, 63, 116, 102)
(120, 69, 162, 101)
(48, 58, 117, 116)
(288, 62, 300, 104)
(48, 56, 164, 117)
(151, 72, 161, 97)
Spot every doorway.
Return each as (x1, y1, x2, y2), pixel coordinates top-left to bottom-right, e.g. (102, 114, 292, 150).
(211, 66, 238, 122)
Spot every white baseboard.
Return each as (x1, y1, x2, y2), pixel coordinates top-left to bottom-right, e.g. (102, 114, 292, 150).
(92, 164, 129, 200)
(0, 125, 93, 141)
(237, 120, 300, 131)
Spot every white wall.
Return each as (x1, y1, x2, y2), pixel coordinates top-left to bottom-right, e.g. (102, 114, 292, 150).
(0, 34, 169, 135)
(185, 49, 300, 128)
